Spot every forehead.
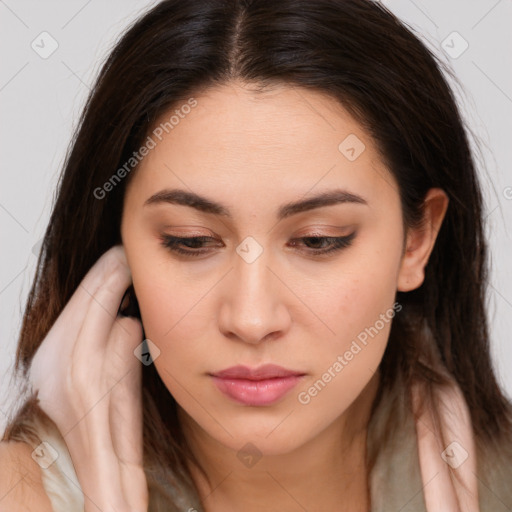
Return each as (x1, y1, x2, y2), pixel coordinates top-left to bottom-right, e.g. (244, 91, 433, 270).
(153, 82, 364, 160)
(127, 82, 399, 212)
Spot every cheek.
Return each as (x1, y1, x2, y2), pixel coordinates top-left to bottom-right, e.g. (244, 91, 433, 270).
(313, 249, 401, 353)
(133, 275, 210, 407)
(293, 276, 398, 424)
(297, 243, 402, 415)
(304, 279, 394, 402)
(129, 262, 213, 377)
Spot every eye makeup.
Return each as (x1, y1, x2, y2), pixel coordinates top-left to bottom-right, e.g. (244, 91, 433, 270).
(159, 232, 356, 258)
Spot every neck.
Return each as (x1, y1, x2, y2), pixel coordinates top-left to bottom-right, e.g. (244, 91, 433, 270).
(179, 372, 380, 512)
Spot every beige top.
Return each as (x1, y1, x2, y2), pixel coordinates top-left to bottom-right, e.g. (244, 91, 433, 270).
(12, 405, 427, 512)
(11, 383, 512, 512)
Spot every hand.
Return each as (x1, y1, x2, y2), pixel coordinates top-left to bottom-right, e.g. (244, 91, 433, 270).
(29, 244, 148, 512)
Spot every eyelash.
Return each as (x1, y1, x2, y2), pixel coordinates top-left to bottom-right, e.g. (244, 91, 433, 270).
(160, 233, 356, 258)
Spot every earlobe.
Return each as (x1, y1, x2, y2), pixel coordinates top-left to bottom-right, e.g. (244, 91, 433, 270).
(397, 188, 449, 292)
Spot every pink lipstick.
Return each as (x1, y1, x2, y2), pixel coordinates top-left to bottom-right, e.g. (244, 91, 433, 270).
(210, 364, 305, 406)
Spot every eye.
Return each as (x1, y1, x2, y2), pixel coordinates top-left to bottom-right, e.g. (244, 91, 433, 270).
(160, 235, 220, 257)
(289, 233, 356, 255)
(159, 233, 356, 258)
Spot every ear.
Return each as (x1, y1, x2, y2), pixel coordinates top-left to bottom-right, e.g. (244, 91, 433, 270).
(397, 188, 449, 292)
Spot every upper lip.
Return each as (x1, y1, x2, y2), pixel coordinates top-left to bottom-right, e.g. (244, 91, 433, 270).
(211, 364, 305, 380)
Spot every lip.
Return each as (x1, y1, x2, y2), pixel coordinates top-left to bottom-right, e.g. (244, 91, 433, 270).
(210, 365, 306, 406)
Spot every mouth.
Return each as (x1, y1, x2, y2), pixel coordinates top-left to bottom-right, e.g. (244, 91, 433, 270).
(209, 364, 306, 406)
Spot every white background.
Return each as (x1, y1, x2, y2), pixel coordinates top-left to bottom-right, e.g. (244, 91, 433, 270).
(1, 0, 511, 433)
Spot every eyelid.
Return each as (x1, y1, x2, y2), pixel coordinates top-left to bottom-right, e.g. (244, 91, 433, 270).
(159, 225, 217, 237)
(159, 231, 357, 258)
(158, 223, 356, 244)
(294, 226, 354, 236)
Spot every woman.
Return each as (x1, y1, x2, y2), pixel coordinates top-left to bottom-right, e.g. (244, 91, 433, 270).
(1, 0, 511, 510)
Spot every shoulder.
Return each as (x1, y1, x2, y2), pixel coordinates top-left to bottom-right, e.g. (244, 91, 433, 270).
(0, 440, 53, 511)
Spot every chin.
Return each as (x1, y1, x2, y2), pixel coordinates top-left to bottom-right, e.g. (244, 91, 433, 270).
(220, 430, 307, 458)
(201, 412, 318, 457)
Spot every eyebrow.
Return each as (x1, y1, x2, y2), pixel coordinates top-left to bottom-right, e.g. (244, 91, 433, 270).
(143, 188, 368, 220)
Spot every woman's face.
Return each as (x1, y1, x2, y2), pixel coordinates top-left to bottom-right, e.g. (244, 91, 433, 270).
(120, 81, 435, 456)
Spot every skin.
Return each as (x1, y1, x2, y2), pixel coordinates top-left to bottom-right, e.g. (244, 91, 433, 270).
(27, 245, 147, 512)
(120, 80, 448, 512)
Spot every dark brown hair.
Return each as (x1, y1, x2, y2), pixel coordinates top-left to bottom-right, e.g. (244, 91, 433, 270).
(3, 0, 512, 509)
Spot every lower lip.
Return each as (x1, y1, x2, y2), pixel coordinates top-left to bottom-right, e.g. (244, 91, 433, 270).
(211, 375, 303, 406)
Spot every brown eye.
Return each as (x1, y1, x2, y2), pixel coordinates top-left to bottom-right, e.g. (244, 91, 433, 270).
(159, 233, 356, 258)
(160, 235, 221, 257)
(288, 233, 356, 255)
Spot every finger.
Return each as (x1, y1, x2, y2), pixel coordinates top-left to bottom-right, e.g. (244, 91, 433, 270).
(109, 316, 144, 466)
(55, 244, 131, 336)
(99, 317, 146, 511)
(73, 250, 133, 362)
(121, 465, 149, 512)
(108, 317, 147, 511)
(29, 245, 131, 384)
(76, 317, 147, 511)
(66, 398, 128, 510)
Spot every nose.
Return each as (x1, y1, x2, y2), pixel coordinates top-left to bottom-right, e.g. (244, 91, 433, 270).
(217, 250, 291, 345)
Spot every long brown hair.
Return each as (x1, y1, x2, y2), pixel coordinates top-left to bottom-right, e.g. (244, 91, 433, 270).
(3, 0, 512, 509)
